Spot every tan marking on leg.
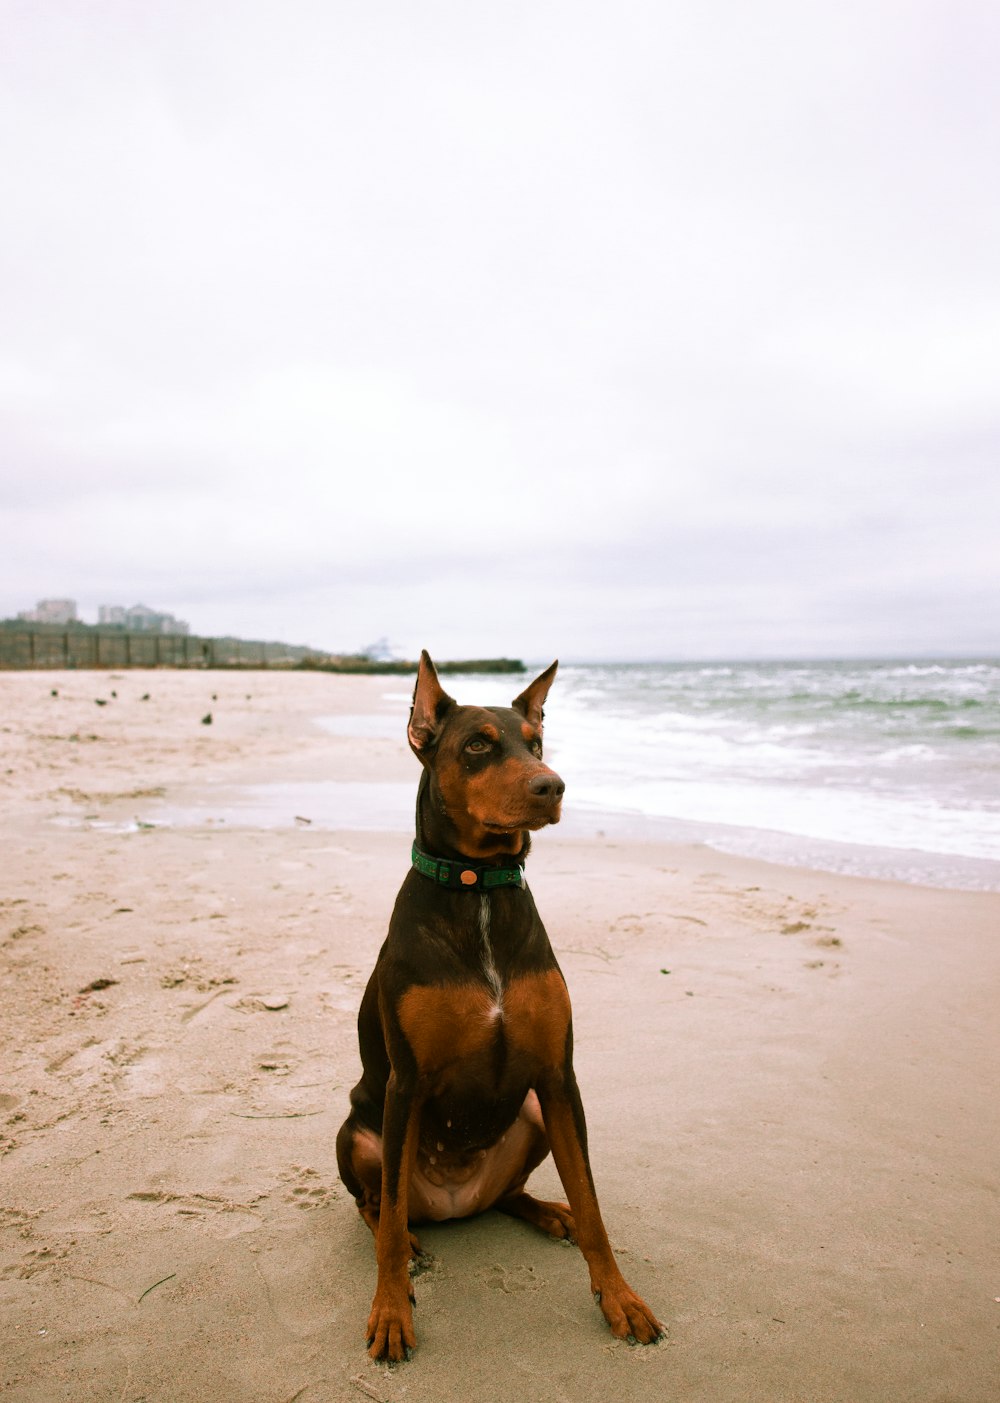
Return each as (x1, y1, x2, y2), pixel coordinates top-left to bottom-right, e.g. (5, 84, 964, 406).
(541, 1094, 662, 1344)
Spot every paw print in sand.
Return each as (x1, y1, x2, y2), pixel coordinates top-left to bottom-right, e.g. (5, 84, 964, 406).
(281, 1164, 338, 1210)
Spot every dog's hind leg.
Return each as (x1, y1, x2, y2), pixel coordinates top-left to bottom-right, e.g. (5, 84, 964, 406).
(337, 1115, 424, 1259)
(495, 1190, 577, 1241)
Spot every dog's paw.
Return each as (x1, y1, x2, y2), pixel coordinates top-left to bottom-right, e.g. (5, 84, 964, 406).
(366, 1291, 416, 1362)
(526, 1198, 576, 1242)
(496, 1191, 577, 1242)
(594, 1281, 664, 1345)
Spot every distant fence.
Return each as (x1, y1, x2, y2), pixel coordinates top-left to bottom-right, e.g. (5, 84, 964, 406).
(0, 626, 316, 671)
(0, 624, 527, 674)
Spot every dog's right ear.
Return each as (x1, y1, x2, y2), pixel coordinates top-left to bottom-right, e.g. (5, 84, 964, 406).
(407, 650, 455, 755)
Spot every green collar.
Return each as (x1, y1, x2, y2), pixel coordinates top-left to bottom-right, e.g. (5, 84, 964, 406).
(411, 843, 526, 892)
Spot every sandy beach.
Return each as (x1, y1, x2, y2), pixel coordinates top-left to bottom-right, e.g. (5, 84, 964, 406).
(1, 667, 997, 1403)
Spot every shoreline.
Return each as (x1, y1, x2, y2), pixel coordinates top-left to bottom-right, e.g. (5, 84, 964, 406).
(50, 782, 1000, 893)
(2, 669, 998, 1402)
(14, 665, 999, 893)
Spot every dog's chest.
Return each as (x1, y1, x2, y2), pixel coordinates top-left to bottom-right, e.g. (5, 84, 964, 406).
(398, 897, 569, 1077)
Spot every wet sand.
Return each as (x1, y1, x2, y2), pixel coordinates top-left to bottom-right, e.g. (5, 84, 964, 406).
(1, 668, 998, 1402)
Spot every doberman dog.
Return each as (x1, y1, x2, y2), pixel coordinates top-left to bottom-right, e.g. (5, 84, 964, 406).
(336, 651, 662, 1361)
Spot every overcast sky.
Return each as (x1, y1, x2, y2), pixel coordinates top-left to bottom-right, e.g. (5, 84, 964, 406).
(1, 1, 998, 661)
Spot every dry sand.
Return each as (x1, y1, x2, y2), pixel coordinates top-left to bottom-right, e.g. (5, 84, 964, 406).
(1, 668, 998, 1403)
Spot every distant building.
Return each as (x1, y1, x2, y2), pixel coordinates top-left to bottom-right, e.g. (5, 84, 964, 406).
(18, 598, 78, 624)
(360, 636, 398, 662)
(98, 602, 190, 635)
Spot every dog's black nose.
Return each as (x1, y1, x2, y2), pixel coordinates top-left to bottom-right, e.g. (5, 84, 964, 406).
(529, 771, 565, 800)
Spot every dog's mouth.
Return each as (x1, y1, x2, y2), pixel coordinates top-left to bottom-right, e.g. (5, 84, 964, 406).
(482, 808, 561, 834)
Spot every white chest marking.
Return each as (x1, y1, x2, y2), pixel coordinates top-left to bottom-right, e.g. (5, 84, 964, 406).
(478, 895, 504, 1018)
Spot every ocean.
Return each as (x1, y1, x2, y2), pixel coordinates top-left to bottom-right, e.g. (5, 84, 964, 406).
(131, 658, 1000, 892)
(437, 658, 1000, 891)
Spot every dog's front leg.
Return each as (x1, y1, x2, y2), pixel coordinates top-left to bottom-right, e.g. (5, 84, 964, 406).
(367, 1072, 422, 1361)
(538, 1073, 663, 1345)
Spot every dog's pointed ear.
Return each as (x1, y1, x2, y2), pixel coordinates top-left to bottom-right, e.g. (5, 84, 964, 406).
(408, 650, 455, 755)
(512, 660, 558, 730)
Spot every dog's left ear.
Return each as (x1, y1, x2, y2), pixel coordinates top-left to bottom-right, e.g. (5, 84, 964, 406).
(512, 660, 558, 730)
(408, 650, 456, 756)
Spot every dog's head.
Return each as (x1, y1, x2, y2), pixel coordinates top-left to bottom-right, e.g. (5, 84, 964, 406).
(408, 651, 564, 855)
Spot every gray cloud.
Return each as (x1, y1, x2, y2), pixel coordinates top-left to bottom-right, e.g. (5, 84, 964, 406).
(2, 1, 998, 659)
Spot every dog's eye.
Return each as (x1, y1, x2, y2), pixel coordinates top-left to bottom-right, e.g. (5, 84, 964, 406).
(530, 740, 543, 757)
(465, 738, 491, 754)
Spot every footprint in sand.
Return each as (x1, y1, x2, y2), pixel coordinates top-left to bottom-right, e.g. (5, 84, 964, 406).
(481, 1263, 542, 1294)
(126, 1189, 265, 1235)
(280, 1165, 338, 1210)
(1, 1241, 75, 1281)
